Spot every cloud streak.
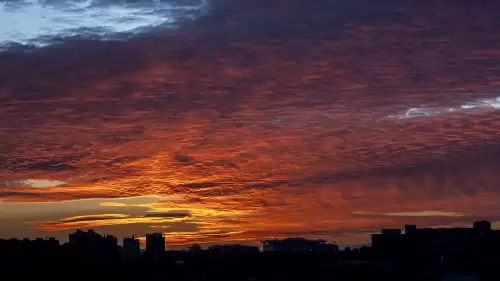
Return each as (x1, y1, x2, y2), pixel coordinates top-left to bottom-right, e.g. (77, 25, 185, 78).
(59, 214, 130, 223)
(144, 211, 192, 218)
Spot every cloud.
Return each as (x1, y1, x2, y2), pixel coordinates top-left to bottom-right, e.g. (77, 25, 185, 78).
(59, 214, 130, 223)
(204, 160, 239, 169)
(6, 160, 76, 172)
(33, 214, 192, 231)
(0, 190, 120, 202)
(2, 0, 500, 248)
(0, 0, 206, 47)
(351, 211, 465, 218)
(385, 211, 464, 217)
(172, 153, 195, 164)
(177, 182, 220, 189)
(5, 179, 67, 188)
(144, 210, 192, 218)
(99, 202, 127, 207)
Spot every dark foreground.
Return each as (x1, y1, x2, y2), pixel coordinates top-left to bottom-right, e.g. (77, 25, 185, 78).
(2, 249, 500, 281)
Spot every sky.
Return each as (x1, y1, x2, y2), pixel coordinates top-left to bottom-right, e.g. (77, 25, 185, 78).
(2, 0, 500, 248)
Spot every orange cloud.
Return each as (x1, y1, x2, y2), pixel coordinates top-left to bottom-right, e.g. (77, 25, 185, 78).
(31, 213, 192, 232)
(59, 214, 130, 223)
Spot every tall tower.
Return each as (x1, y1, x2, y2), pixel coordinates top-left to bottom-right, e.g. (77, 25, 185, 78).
(123, 237, 140, 262)
(145, 233, 165, 260)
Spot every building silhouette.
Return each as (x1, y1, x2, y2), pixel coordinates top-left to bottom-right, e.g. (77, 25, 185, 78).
(262, 237, 339, 253)
(372, 220, 500, 268)
(123, 236, 140, 262)
(68, 229, 102, 261)
(405, 224, 417, 234)
(1, 223, 499, 281)
(473, 220, 491, 234)
(68, 229, 119, 263)
(187, 244, 203, 253)
(69, 229, 101, 246)
(145, 232, 165, 260)
(0, 237, 60, 262)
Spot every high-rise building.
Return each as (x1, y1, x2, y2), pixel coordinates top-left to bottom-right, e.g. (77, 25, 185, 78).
(123, 237, 140, 262)
(146, 233, 165, 259)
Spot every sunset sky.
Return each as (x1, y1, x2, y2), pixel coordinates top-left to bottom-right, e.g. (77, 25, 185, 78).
(2, 0, 500, 248)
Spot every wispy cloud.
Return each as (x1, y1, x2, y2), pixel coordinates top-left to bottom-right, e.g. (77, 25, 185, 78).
(144, 211, 192, 218)
(385, 211, 464, 217)
(4, 179, 67, 188)
(32, 214, 192, 231)
(59, 214, 130, 223)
